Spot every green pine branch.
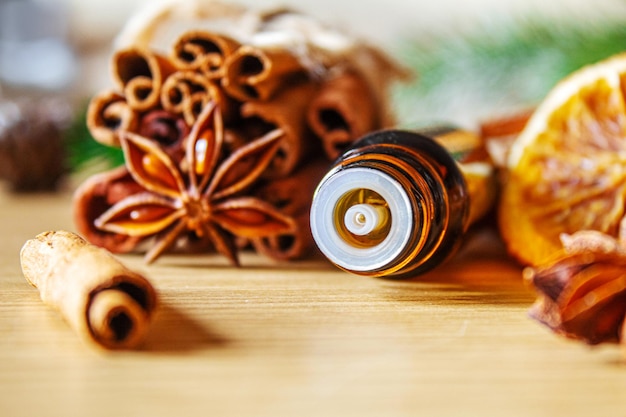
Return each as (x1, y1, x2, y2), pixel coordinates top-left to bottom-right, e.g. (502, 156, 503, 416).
(63, 104, 124, 172)
(392, 16, 626, 128)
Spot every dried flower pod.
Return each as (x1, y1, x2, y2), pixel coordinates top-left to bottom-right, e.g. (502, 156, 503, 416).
(138, 110, 189, 145)
(527, 231, 626, 346)
(137, 109, 189, 162)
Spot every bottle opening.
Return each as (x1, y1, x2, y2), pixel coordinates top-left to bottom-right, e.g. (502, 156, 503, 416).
(344, 204, 384, 236)
(334, 190, 391, 247)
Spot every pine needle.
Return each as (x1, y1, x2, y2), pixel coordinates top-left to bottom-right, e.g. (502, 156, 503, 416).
(63, 103, 124, 172)
(392, 16, 626, 128)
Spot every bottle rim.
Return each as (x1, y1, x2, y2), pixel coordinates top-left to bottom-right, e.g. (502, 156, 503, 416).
(310, 166, 414, 273)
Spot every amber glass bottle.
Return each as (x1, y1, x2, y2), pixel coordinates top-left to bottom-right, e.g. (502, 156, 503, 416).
(309, 128, 494, 278)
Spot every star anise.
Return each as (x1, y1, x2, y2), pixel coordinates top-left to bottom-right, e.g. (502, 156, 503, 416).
(527, 231, 626, 346)
(94, 102, 297, 265)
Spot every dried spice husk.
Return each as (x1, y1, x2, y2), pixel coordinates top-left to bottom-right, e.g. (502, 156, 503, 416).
(20, 230, 157, 350)
(527, 231, 626, 346)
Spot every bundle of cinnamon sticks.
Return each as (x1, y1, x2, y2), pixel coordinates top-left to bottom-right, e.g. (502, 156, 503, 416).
(75, 2, 408, 264)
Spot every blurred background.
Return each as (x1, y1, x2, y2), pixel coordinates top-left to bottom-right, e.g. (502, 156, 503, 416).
(1, 0, 626, 190)
(60, 0, 626, 48)
(2, 0, 625, 98)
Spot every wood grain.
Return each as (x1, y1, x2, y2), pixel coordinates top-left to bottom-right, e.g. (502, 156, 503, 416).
(1, 188, 625, 417)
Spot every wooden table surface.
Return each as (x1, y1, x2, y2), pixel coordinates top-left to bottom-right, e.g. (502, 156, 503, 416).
(1, 188, 625, 417)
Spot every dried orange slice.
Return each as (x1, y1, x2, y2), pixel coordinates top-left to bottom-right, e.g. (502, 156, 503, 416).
(499, 53, 626, 266)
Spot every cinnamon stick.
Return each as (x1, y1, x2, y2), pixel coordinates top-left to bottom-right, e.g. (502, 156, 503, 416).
(307, 71, 379, 160)
(479, 110, 533, 140)
(112, 47, 175, 111)
(222, 45, 306, 102)
(160, 71, 235, 125)
(170, 30, 240, 79)
(241, 80, 320, 177)
(86, 90, 139, 147)
(20, 230, 157, 350)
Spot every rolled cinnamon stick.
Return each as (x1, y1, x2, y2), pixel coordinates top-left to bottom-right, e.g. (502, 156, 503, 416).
(160, 71, 235, 125)
(86, 90, 139, 147)
(20, 230, 157, 350)
(170, 30, 240, 79)
(307, 71, 379, 160)
(241, 80, 319, 177)
(112, 47, 175, 112)
(222, 45, 306, 102)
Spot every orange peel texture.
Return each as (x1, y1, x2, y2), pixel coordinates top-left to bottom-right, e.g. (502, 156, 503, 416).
(500, 53, 626, 266)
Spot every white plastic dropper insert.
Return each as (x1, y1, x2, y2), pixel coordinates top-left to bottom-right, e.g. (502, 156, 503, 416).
(343, 204, 388, 236)
(310, 166, 414, 273)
